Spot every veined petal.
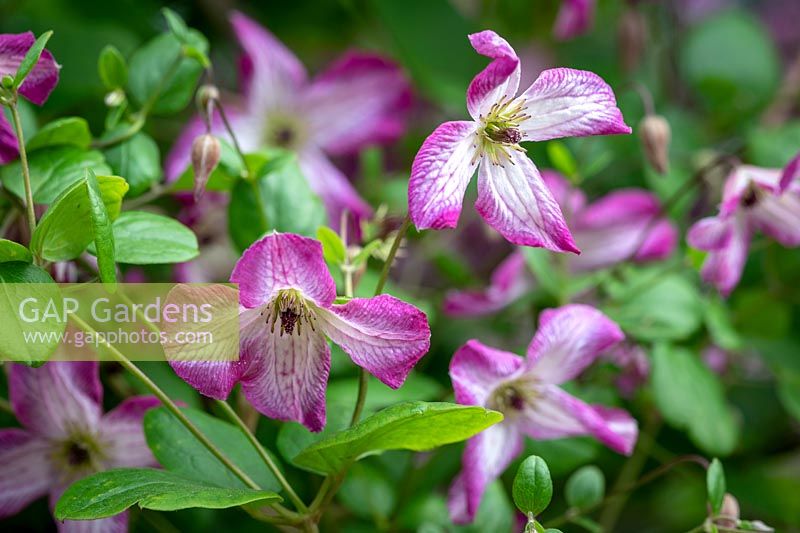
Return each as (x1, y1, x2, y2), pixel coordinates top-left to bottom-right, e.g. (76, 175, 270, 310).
(239, 316, 330, 432)
(448, 422, 522, 524)
(0, 111, 19, 164)
(443, 251, 531, 317)
(720, 165, 782, 216)
(0, 429, 53, 518)
(99, 397, 160, 469)
(750, 191, 800, 247)
(466, 31, 521, 120)
(780, 151, 800, 192)
(9, 362, 103, 438)
(519, 385, 637, 454)
(698, 215, 751, 297)
(230, 232, 337, 308)
(687, 216, 734, 251)
(554, 0, 595, 40)
(0, 32, 60, 105)
(409, 121, 479, 230)
(449, 339, 524, 406)
(517, 68, 630, 141)
(302, 52, 411, 155)
(316, 295, 431, 389)
(298, 147, 373, 224)
(526, 304, 624, 384)
(475, 150, 579, 252)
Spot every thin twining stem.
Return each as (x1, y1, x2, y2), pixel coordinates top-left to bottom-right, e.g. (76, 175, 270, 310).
(8, 103, 36, 235)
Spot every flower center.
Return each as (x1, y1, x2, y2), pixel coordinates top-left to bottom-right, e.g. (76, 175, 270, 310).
(487, 379, 536, 416)
(53, 434, 105, 475)
(740, 182, 762, 209)
(476, 95, 529, 166)
(264, 289, 317, 336)
(264, 115, 306, 150)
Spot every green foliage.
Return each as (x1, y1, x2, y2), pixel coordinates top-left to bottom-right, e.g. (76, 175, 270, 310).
(26, 117, 91, 151)
(90, 211, 198, 265)
(97, 45, 128, 90)
(337, 463, 396, 525)
(317, 226, 346, 265)
(565, 465, 605, 510)
(103, 133, 161, 196)
(707, 458, 726, 515)
(512, 455, 553, 516)
(547, 141, 579, 182)
(13, 31, 53, 89)
(0, 239, 32, 263)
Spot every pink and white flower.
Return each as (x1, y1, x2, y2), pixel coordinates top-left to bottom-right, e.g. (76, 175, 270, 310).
(165, 12, 410, 226)
(447, 304, 637, 523)
(554, 0, 596, 40)
(688, 156, 800, 296)
(443, 172, 677, 317)
(170, 232, 431, 432)
(0, 362, 159, 532)
(0, 32, 60, 163)
(408, 30, 630, 252)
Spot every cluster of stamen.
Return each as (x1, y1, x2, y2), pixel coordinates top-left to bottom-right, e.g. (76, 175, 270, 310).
(474, 95, 530, 166)
(488, 379, 536, 417)
(265, 115, 306, 150)
(740, 181, 762, 209)
(263, 289, 317, 336)
(53, 434, 104, 476)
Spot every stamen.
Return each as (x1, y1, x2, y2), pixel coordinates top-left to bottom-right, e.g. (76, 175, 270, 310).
(266, 289, 318, 336)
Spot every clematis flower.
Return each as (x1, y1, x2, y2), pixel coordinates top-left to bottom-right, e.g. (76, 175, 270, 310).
(688, 156, 800, 296)
(170, 232, 430, 432)
(408, 30, 630, 252)
(165, 11, 410, 225)
(554, 0, 596, 40)
(444, 171, 677, 316)
(0, 362, 159, 532)
(0, 32, 60, 163)
(447, 304, 637, 523)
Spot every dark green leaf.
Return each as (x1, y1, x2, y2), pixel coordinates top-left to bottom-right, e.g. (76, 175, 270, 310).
(103, 133, 161, 197)
(707, 458, 726, 514)
(26, 117, 91, 152)
(85, 170, 116, 284)
(0, 239, 32, 263)
(564, 465, 605, 510)
(161, 8, 191, 43)
(13, 31, 53, 89)
(512, 455, 552, 516)
(337, 463, 396, 523)
(98, 45, 128, 90)
(92, 211, 198, 265)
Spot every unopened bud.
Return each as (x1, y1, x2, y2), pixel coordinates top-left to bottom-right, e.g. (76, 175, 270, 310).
(618, 8, 647, 73)
(191, 134, 221, 201)
(104, 89, 125, 107)
(639, 114, 671, 174)
(1, 74, 13, 89)
(196, 84, 220, 113)
(716, 493, 740, 528)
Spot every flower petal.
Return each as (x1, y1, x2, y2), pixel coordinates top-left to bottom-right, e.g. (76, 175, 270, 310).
(443, 251, 531, 317)
(541, 169, 586, 216)
(687, 216, 734, 251)
(99, 397, 160, 469)
(0, 32, 60, 105)
(448, 422, 522, 524)
(698, 216, 751, 296)
(316, 295, 431, 389)
(0, 111, 19, 164)
(750, 192, 800, 247)
(720, 165, 782, 216)
(0, 429, 52, 518)
(517, 68, 631, 141)
(298, 147, 373, 224)
(526, 304, 624, 384)
(780, 150, 800, 192)
(449, 339, 523, 406)
(554, 0, 595, 40)
(466, 31, 521, 120)
(519, 385, 637, 454)
(302, 52, 411, 155)
(8, 362, 103, 438)
(230, 232, 337, 308)
(239, 316, 330, 432)
(475, 149, 579, 252)
(57, 514, 128, 533)
(408, 121, 479, 230)
(633, 218, 679, 263)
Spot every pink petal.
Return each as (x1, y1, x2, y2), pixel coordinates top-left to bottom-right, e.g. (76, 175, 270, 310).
(541, 169, 586, 216)
(8, 362, 103, 438)
(0, 429, 53, 518)
(0, 111, 19, 164)
(230, 232, 337, 309)
(302, 52, 411, 155)
(687, 216, 734, 251)
(317, 295, 431, 389)
(526, 304, 624, 384)
(408, 121, 479, 230)
(239, 312, 330, 432)
(517, 68, 631, 141)
(99, 397, 160, 469)
(475, 149, 579, 252)
(448, 422, 522, 524)
(57, 512, 128, 533)
(298, 147, 373, 224)
(750, 192, 800, 247)
(720, 165, 782, 216)
(0, 32, 60, 105)
(465, 31, 521, 121)
(698, 216, 751, 297)
(554, 0, 596, 40)
(519, 385, 637, 454)
(780, 151, 800, 192)
(449, 339, 523, 406)
(443, 251, 531, 317)
(634, 219, 679, 263)
(230, 12, 305, 110)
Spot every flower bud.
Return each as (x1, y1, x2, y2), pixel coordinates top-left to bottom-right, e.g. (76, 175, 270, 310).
(104, 88, 125, 107)
(618, 8, 647, 73)
(191, 134, 221, 201)
(717, 493, 740, 528)
(639, 114, 671, 174)
(196, 84, 220, 113)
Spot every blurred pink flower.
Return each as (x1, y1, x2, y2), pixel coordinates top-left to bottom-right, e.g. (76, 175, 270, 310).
(604, 343, 650, 397)
(408, 30, 630, 252)
(554, 0, 596, 40)
(447, 304, 637, 523)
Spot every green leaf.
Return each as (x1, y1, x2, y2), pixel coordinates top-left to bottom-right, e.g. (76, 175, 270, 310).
(704, 297, 743, 352)
(564, 465, 605, 510)
(651, 344, 739, 456)
(127, 31, 208, 115)
(547, 141, 578, 181)
(13, 31, 53, 89)
(317, 226, 346, 265)
(144, 407, 282, 492)
(97, 45, 128, 90)
(96, 175, 129, 221)
(707, 458, 726, 514)
(0, 146, 111, 204)
(92, 211, 198, 265)
(292, 401, 503, 475)
(337, 463, 396, 523)
(54, 468, 281, 520)
(85, 170, 116, 284)
(161, 8, 191, 43)
(512, 455, 552, 516)
(0, 239, 32, 263)
(103, 133, 161, 197)
(522, 247, 562, 300)
(747, 122, 800, 168)
(26, 117, 91, 152)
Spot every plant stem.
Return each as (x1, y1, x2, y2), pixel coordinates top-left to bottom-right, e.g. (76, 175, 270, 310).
(217, 102, 249, 179)
(373, 215, 411, 296)
(9, 103, 36, 235)
(215, 400, 309, 514)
